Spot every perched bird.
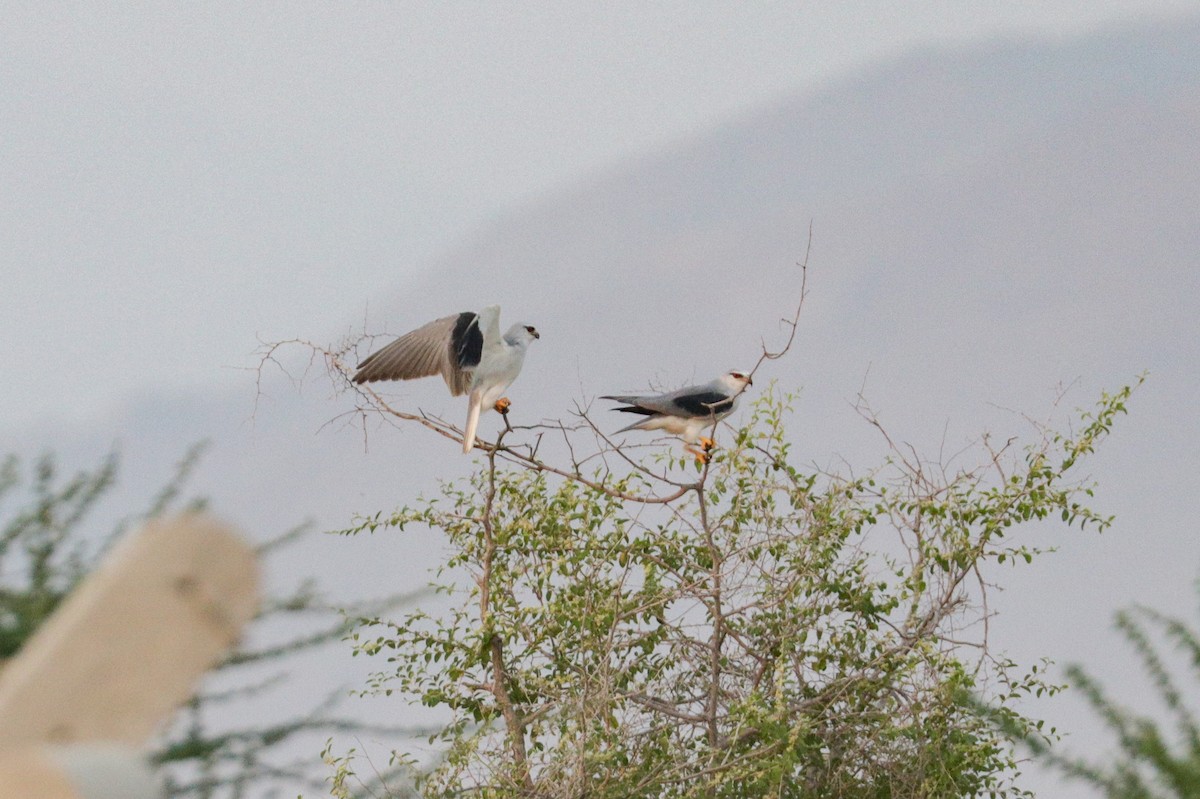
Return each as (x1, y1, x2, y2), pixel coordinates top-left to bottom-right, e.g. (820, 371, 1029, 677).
(601, 370, 753, 461)
(353, 305, 539, 453)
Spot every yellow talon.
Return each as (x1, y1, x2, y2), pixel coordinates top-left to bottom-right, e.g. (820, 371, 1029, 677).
(684, 445, 710, 464)
(698, 436, 716, 452)
(494, 397, 511, 414)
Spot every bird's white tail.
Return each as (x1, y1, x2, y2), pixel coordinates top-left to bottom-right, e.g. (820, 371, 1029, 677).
(462, 393, 483, 454)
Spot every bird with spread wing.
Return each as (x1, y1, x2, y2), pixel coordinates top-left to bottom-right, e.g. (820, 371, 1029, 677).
(353, 305, 539, 453)
(602, 370, 753, 461)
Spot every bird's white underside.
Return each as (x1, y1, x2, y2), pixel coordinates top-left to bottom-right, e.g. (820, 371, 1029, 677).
(627, 414, 711, 443)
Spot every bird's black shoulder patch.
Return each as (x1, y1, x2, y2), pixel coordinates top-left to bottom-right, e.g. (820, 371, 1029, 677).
(451, 312, 483, 368)
(613, 405, 657, 416)
(675, 392, 734, 417)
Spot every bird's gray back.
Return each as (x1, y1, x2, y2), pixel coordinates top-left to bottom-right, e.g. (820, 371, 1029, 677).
(668, 389, 737, 418)
(602, 379, 732, 418)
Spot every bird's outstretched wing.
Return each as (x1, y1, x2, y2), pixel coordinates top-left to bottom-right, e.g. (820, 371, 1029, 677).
(476, 305, 504, 361)
(353, 311, 483, 395)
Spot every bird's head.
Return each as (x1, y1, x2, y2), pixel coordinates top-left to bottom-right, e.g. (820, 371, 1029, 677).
(723, 370, 753, 390)
(505, 323, 541, 346)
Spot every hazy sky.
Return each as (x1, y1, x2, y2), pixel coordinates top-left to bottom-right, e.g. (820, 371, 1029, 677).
(1, 1, 1193, 429)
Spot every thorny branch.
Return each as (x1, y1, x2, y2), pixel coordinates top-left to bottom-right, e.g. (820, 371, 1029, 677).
(478, 425, 535, 790)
